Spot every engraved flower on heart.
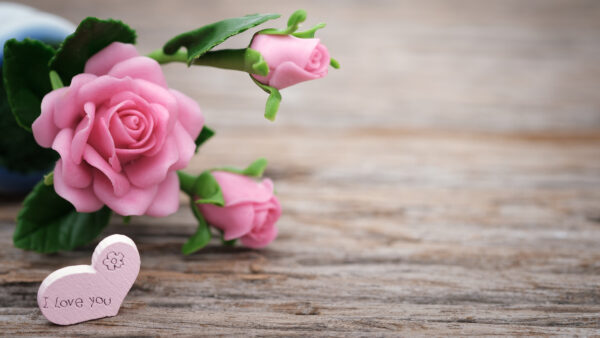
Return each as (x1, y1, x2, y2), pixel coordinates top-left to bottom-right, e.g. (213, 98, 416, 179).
(103, 251, 125, 271)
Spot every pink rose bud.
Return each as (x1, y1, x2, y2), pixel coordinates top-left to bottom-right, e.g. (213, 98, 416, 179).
(196, 171, 281, 249)
(250, 34, 330, 90)
(32, 42, 204, 217)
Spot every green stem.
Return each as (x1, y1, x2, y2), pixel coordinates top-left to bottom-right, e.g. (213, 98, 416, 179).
(177, 171, 196, 196)
(147, 48, 269, 76)
(147, 49, 188, 64)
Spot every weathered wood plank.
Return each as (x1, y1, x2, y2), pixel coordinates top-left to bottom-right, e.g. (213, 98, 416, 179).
(2, 127, 600, 335)
(1, 0, 600, 335)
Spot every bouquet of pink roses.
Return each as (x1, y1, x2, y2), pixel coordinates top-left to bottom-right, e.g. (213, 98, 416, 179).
(1, 10, 338, 254)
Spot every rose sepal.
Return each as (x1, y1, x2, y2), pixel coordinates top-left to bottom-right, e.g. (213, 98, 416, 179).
(250, 77, 281, 121)
(181, 199, 212, 255)
(257, 9, 326, 39)
(213, 157, 268, 178)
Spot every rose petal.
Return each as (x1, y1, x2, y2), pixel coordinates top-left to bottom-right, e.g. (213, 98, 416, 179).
(52, 129, 93, 189)
(212, 172, 274, 206)
(143, 102, 171, 157)
(241, 197, 281, 249)
(124, 135, 179, 188)
(267, 61, 321, 90)
(144, 171, 180, 217)
(77, 76, 135, 107)
(251, 35, 319, 70)
(108, 56, 168, 88)
(169, 122, 195, 171)
(88, 106, 121, 172)
(198, 203, 255, 240)
(92, 171, 158, 216)
(305, 44, 330, 75)
(53, 159, 103, 213)
(70, 102, 95, 164)
(83, 145, 130, 196)
(133, 79, 178, 116)
(241, 221, 278, 249)
(84, 42, 139, 76)
(32, 87, 68, 147)
(52, 73, 97, 129)
(170, 89, 204, 139)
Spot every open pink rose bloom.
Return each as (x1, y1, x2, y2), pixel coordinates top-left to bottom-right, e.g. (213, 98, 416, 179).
(251, 34, 330, 89)
(32, 42, 204, 216)
(197, 171, 281, 248)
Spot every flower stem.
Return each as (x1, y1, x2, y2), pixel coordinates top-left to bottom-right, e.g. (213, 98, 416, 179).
(146, 49, 188, 64)
(147, 48, 269, 76)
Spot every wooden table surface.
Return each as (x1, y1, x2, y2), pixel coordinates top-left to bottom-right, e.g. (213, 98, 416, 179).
(2, 0, 600, 335)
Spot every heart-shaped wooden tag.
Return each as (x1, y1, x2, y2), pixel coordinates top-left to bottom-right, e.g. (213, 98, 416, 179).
(37, 234, 140, 325)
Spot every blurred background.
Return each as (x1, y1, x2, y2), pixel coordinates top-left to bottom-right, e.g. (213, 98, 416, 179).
(15, 0, 600, 132)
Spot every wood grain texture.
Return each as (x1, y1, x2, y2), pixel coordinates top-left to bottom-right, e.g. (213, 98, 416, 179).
(2, 0, 600, 335)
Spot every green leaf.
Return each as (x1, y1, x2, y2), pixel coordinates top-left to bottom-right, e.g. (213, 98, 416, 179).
(3, 38, 55, 131)
(13, 181, 112, 253)
(251, 76, 281, 121)
(0, 67, 58, 173)
(49, 17, 136, 84)
(182, 201, 212, 255)
(163, 13, 280, 65)
(195, 125, 215, 151)
(215, 158, 268, 178)
(193, 171, 225, 206)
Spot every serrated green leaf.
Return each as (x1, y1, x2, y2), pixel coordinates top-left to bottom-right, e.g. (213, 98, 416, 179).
(215, 158, 268, 178)
(163, 13, 280, 65)
(193, 171, 225, 206)
(251, 76, 281, 121)
(195, 125, 215, 152)
(13, 181, 112, 253)
(0, 67, 58, 173)
(3, 38, 55, 131)
(182, 201, 212, 255)
(49, 17, 136, 85)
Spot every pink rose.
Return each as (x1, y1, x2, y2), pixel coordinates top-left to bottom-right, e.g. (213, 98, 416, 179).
(196, 171, 281, 249)
(250, 34, 330, 90)
(32, 42, 204, 216)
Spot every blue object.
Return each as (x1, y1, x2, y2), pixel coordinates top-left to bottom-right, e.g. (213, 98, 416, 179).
(0, 166, 49, 195)
(0, 3, 74, 194)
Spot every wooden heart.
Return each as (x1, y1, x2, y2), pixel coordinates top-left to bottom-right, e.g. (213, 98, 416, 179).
(37, 234, 140, 325)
